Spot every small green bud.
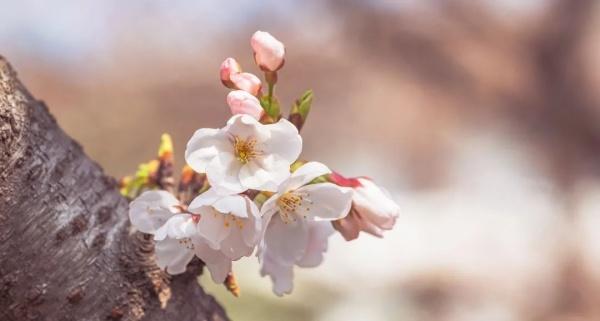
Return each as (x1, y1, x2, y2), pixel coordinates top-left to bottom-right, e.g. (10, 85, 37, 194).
(289, 89, 313, 131)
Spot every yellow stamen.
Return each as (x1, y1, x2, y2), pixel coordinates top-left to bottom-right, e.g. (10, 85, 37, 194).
(233, 136, 259, 164)
(277, 192, 303, 213)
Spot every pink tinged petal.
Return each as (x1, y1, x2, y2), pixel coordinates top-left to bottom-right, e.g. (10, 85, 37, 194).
(329, 172, 363, 188)
(192, 240, 232, 283)
(220, 57, 242, 88)
(264, 215, 309, 265)
(260, 252, 294, 296)
(227, 90, 263, 120)
(230, 73, 262, 96)
(250, 31, 285, 72)
(294, 183, 353, 221)
(332, 213, 362, 241)
(195, 207, 232, 250)
(297, 221, 334, 267)
(155, 238, 195, 275)
(239, 155, 290, 192)
(206, 152, 245, 194)
(263, 119, 302, 164)
(353, 178, 399, 230)
(355, 213, 386, 237)
(129, 190, 179, 234)
(185, 128, 230, 173)
(154, 214, 196, 241)
(281, 161, 331, 192)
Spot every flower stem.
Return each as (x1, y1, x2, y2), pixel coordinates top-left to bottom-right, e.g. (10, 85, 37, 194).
(267, 82, 274, 107)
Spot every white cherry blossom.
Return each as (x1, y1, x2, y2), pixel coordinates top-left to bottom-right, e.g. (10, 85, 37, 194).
(128, 189, 260, 283)
(187, 188, 261, 260)
(258, 162, 353, 295)
(185, 114, 302, 194)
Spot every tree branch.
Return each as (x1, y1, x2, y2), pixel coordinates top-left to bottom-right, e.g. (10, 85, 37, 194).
(0, 56, 229, 321)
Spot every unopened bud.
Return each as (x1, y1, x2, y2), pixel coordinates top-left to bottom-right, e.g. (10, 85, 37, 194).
(227, 90, 264, 120)
(158, 133, 174, 161)
(230, 72, 262, 96)
(220, 57, 242, 88)
(251, 31, 285, 72)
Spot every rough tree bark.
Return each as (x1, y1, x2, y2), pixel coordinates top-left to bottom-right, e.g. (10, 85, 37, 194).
(0, 57, 229, 321)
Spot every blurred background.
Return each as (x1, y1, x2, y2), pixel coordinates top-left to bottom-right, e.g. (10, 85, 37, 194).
(3, 0, 600, 320)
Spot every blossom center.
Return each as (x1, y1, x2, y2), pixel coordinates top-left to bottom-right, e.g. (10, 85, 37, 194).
(276, 191, 313, 223)
(276, 192, 304, 224)
(233, 136, 259, 164)
(277, 192, 302, 212)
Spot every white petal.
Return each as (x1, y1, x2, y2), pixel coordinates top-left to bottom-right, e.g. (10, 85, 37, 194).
(260, 252, 294, 296)
(192, 240, 232, 283)
(220, 226, 254, 260)
(129, 190, 179, 234)
(212, 195, 249, 218)
(242, 200, 262, 246)
(263, 215, 309, 265)
(206, 152, 245, 194)
(185, 128, 230, 173)
(195, 207, 231, 250)
(225, 114, 269, 141)
(154, 214, 196, 241)
(263, 118, 302, 163)
(239, 155, 290, 192)
(155, 238, 195, 275)
(187, 188, 221, 211)
(297, 221, 334, 267)
(257, 194, 280, 243)
(294, 183, 353, 221)
(280, 162, 331, 192)
(260, 193, 280, 218)
(205, 259, 232, 283)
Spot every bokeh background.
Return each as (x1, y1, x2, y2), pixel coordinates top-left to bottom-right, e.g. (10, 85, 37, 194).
(3, 0, 600, 320)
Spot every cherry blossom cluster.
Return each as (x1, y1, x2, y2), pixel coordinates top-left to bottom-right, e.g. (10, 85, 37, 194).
(128, 31, 399, 296)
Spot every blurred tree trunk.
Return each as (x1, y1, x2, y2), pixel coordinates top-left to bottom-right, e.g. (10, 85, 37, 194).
(0, 57, 228, 321)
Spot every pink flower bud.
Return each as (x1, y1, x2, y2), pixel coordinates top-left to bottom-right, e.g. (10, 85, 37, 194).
(220, 57, 242, 88)
(230, 72, 262, 96)
(330, 174, 399, 241)
(227, 90, 264, 120)
(250, 31, 285, 72)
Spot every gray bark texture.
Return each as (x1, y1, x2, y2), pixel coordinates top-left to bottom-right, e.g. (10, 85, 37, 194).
(0, 56, 229, 321)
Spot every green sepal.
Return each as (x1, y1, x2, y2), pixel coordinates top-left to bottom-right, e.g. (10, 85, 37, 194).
(260, 94, 281, 120)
